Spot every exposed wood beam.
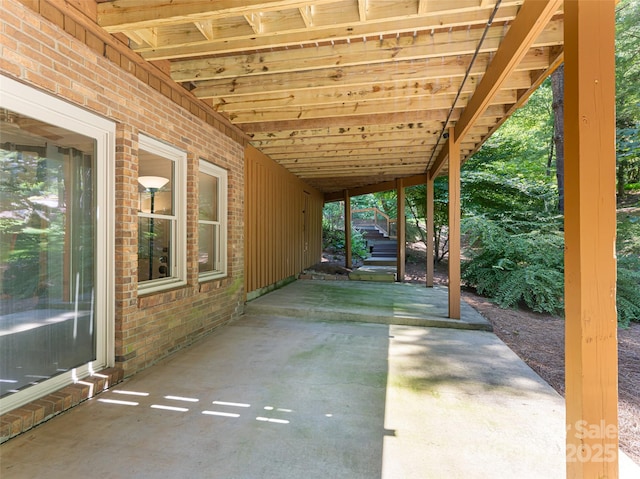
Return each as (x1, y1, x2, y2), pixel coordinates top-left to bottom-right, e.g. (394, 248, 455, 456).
(465, 49, 564, 159)
(133, 5, 522, 60)
(224, 90, 516, 124)
(253, 130, 442, 147)
(344, 189, 352, 269)
(563, 1, 618, 477)
(239, 108, 455, 132)
(268, 142, 438, 156)
(397, 178, 406, 282)
(299, 5, 313, 27)
(170, 20, 562, 83)
(98, 0, 342, 31)
(194, 21, 215, 41)
(429, 136, 449, 178)
(426, 171, 434, 287)
(324, 174, 426, 202)
(299, 167, 424, 178)
(244, 13, 264, 34)
(191, 49, 551, 98)
(247, 117, 496, 142)
(207, 73, 532, 113)
(454, 0, 563, 141)
(448, 127, 461, 319)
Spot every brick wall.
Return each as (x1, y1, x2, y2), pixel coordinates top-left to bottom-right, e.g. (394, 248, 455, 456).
(1, 0, 246, 438)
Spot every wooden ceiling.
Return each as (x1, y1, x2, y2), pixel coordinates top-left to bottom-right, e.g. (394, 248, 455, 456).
(97, 0, 564, 195)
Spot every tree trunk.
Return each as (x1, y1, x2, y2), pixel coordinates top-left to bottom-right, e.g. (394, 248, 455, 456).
(551, 65, 565, 213)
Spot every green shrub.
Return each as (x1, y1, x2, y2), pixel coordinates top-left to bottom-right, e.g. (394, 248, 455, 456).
(617, 254, 640, 327)
(461, 215, 565, 314)
(322, 224, 368, 260)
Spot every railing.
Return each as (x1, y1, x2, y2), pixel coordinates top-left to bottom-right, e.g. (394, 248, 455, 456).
(352, 207, 397, 239)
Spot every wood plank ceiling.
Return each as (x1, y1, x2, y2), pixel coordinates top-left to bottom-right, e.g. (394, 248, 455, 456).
(97, 0, 564, 195)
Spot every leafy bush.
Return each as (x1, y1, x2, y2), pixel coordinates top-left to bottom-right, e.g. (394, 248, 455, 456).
(322, 224, 368, 260)
(461, 215, 565, 314)
(617, 254, 640, 327)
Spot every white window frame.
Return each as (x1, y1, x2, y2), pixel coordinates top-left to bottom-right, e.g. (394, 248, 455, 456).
(198, 159, 228, 281)
(0, 74, 115, 414)
(137, 135, 187, 294)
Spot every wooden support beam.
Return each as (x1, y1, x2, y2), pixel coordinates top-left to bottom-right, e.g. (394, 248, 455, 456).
(563, 1, 618, 477)
(447, 127, 461, 319)
(323, 174, 426, 203)
(344, 190, 352, 269)
(98, 0, 341, 31)
(429, 135, 449, 178)
(454, 0, 562, 142)
(396, 178, 406, 282)
(426, 171, 434, 287)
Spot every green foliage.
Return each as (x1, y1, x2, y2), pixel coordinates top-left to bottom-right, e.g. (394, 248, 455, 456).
(616, 210, 640, 326)
(321, 223, 368, 260)
(461, 215, 565, 314)
(617, 254, 640, 327)
(618, 212, 640, 256)
(403, 182, 450, 261)
(462, 170, 559, 224)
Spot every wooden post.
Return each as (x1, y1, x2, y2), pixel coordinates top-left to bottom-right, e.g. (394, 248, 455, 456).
(448, 128, 461, 319)
(426, 172, 434, 287)
(564, 1, 618, 477)
(396, 178, 406, 282)
(343, 189, 352, 269)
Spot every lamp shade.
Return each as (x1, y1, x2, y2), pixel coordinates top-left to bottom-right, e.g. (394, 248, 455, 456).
(138, 176, 169, 190)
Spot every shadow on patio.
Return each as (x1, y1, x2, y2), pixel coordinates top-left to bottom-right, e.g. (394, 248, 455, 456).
(2, 280, 638, 478)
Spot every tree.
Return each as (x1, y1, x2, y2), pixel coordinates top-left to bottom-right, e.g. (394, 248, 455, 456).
(551, 65, 564, 212)
(615, 0, 640, 196)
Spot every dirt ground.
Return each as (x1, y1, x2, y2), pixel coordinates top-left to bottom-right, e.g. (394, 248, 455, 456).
(308, 249, 640, 464)
(404, 257, 640, 466)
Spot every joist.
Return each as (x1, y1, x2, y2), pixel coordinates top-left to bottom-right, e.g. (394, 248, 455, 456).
(225, 89, 515, 124)
(91, 0, 566, 197)
(170, 19, 562, 83)
(192, 48, 551, 98)
(207, 72, 531, 113)
(130, 4, 523, 60)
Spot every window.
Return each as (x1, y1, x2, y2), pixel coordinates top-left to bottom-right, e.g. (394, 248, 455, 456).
(0, 74, 114, 412)
(137, 135, 186, 293)
(198, 160, 227, 280)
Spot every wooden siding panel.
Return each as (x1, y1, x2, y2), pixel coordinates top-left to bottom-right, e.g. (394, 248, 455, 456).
(244, 145, 323, 295)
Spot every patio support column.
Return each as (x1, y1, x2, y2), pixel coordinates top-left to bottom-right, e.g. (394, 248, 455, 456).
(448, 128, 461, 319)
(426, 172, 434, 287)
(343, 189, 352, 269)
(396, 178, 406, 282)
(564, 1, 618, 477)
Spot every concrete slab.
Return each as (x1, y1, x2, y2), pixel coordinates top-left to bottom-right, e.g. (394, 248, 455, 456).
(247, 279, 493, 331)
(2, 314, 637, 478)
(349, 265, 396, 282)
(2, 281, 638, 478)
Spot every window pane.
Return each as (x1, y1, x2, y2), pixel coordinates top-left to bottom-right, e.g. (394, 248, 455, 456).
(198, 223, 218, 273)
(138, 217, 172, 282)
(1, 112, 96, 398)
(138, 153, 173, 215)
(199, 171, 218, 222)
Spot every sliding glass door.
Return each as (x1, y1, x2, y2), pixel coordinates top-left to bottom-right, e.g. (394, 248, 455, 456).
(0, 75, 113, 411)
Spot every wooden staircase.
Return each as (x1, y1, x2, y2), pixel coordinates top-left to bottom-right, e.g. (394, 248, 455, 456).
(349, 224, 398, 282)
(360, 225, 397, 266)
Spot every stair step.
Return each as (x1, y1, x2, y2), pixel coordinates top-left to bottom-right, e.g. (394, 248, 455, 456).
(364, 257, 397, 266)
(349, 265, 396, 282)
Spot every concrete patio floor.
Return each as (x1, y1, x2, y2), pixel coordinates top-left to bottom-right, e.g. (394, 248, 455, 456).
(1, 280, 638, 478)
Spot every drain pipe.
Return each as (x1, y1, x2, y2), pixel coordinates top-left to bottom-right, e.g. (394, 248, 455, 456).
(427, 0, 503, 165)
